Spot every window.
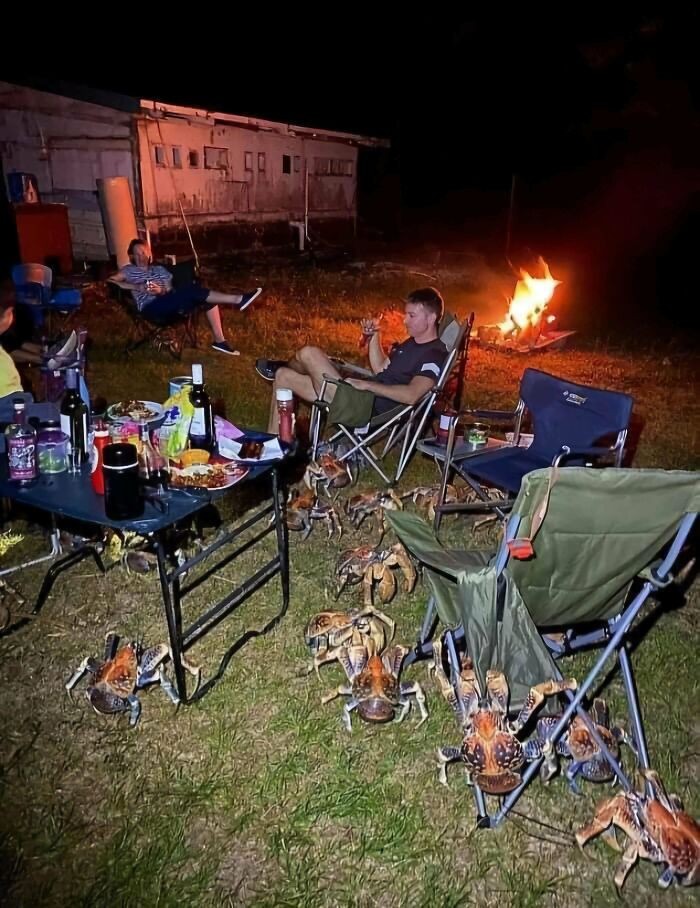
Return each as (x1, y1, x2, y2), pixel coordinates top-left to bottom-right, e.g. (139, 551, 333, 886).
(293, 155, 301, 173)
(244, 151, 253, 171)
(172, 147, 182, 168)
(282, 154, 291, 174)
(154, 144, 166, 166)
(204, 146, 229, 169)
(188, 149, 200, 167)
(258, 152, 266, 172)
(314, 157, 353, 177)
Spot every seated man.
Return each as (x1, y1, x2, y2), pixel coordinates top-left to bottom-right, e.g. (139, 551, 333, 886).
(109, 238, 263, 356)
(258, 287, 448, 434)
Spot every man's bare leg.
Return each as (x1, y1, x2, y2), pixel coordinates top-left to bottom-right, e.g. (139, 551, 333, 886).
(205, 290, 245, 305)
(267, 348, 341, 433)
(204, 306, 226, 343)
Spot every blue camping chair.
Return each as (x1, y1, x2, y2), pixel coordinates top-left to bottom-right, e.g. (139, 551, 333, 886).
(419, 367, 634, 526)
(12, 263, 81, 331)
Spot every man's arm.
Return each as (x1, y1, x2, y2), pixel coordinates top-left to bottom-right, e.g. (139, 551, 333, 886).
(108, 270, 139, 291)
(368, 332, 390, 373)
(345, 374, 436, 406)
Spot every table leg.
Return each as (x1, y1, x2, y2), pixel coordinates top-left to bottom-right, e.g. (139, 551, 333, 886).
(33, 544, 106, 614)
(272, 468, 290, 611)
(155, 532, 187, 702)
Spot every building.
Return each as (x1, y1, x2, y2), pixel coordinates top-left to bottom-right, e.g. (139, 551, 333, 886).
(0, 80, 389, 263)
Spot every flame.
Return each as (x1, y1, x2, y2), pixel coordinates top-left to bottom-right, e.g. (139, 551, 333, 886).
(499, 257, 562, 335)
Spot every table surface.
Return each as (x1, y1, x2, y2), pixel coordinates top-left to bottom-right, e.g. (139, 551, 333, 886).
(0, 430, 283, 534)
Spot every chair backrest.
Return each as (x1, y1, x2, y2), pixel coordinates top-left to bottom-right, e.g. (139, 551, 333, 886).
(508, 467, 700, 625)
(12, 263, 53, 307)
(519, 367, 633, 462)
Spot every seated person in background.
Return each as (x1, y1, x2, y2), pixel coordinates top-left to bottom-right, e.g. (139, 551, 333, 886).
(257, 287, 448, 435)
(0, 293, 24, 398)
(109, 239, 263, 356)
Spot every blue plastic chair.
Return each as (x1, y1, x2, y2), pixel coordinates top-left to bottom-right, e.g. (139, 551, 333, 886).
(422, 367, 634, 525)
(11, 264, 81, 330)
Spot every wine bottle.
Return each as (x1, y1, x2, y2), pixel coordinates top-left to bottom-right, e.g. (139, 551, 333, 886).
(60, 368, 89, 464)
(189, 364, 216, 452)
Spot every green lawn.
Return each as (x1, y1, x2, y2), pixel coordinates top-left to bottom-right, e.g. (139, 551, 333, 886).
(0, 259, 698, 907)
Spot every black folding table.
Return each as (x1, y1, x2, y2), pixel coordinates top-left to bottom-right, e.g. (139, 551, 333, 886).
(0, 439, 289, 703)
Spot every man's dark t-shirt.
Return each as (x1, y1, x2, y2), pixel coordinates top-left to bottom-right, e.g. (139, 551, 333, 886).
(372, 337, 448, 416)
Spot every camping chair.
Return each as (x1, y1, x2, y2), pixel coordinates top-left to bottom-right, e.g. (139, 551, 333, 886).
(12, 263, 81, 333)
(309, 312, 474, 486)
(419, 367, 633, 527)
(109, 260, 200, 360)
(386, 467, 699, 828)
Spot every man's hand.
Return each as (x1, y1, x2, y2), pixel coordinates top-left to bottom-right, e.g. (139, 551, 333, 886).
(145, 280, 165, 295)
(360, 316, 382, 336)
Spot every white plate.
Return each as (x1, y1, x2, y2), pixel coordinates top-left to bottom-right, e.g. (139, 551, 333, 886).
(170, 462, 249, 490)
(106, 400, 164, 424)
(218, 436, 284, 463)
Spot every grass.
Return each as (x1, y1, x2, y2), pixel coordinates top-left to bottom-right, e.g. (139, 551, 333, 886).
(0, 255, 698, 907)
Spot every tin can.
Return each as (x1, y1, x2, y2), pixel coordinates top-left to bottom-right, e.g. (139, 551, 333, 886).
(169, 375, 192, 398)
(91, 425, 110, 495)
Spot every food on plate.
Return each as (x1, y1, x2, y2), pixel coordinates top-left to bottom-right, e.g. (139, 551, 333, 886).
(239, 439, 264, 460)
(109, 400, 159, 421)
(170, 463, 247, 489)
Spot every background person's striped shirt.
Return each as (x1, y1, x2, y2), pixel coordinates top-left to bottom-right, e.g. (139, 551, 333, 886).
(121, 264, 172, 310)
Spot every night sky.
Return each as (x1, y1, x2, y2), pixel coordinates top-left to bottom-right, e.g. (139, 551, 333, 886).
(6, 10, 700, 333)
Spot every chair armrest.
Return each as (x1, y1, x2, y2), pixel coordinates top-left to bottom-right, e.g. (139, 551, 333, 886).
(552, 446, 619, 467)
(464, 408, 518, 423)
(329, 357, 373, 378)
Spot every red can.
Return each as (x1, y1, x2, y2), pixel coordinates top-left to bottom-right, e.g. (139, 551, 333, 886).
(91, 424, 110, 495)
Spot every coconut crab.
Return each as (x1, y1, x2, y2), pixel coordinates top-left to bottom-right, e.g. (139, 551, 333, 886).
(524, 698, 628, 793)
(321, 640, 428, 732)
(285, 486, 342, 540)
(65, 632, 201, 726)
(402, 483, 509, 525)
(304, 452, 354, 497)
(344, 489, 403, 540)
(430, 641, 576, 794)
(335, 542, 417, 608)
(304, 606, 395, 676)
(576, 769, 700, 891)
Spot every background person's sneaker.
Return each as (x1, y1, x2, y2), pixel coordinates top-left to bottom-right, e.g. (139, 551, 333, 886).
(212, 341, 240, 356)
(255, 358, 287, 381)
(239, 288, 263, 310)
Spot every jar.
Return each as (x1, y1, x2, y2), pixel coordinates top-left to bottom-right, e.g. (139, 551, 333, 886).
(276, 388, 295, 444)
(435, 409, 457, 446)
(37, 427, 69, 474)
(103, 443, 144, 520)
(465, 422, 490, 447)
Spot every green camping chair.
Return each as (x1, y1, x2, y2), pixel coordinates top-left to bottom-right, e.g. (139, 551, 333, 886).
(309, 313, 473, 486)
(386, 467, 699, 828)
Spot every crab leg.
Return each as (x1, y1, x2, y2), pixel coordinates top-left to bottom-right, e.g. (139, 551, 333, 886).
(127, 694, 142, 727)
(65, 657, 91, 697)
(342, 699, 359, 733)
(399, 681, 429, 727)
(436, 745, 462, 786)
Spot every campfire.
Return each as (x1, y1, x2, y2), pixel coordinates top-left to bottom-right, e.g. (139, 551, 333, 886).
(477, 257, 574, 352)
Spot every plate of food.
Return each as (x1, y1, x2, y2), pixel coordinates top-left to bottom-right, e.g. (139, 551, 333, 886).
(169, 462, 249, 490)
(217, 435, 284, 463)
(106, 400, 164, 423)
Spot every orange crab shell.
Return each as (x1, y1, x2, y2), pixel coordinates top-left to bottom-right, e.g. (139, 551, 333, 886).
(353, 654, 400, 723)
(645, 799, 700, 883)
(461, 710, 525, 794)
(93, 644, 138, 697)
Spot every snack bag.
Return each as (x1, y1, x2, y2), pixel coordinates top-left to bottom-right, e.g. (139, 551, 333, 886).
(158, 388, 194, 458)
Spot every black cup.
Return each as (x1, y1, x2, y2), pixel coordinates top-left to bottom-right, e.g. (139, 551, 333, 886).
(103, 443, 144, 520)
